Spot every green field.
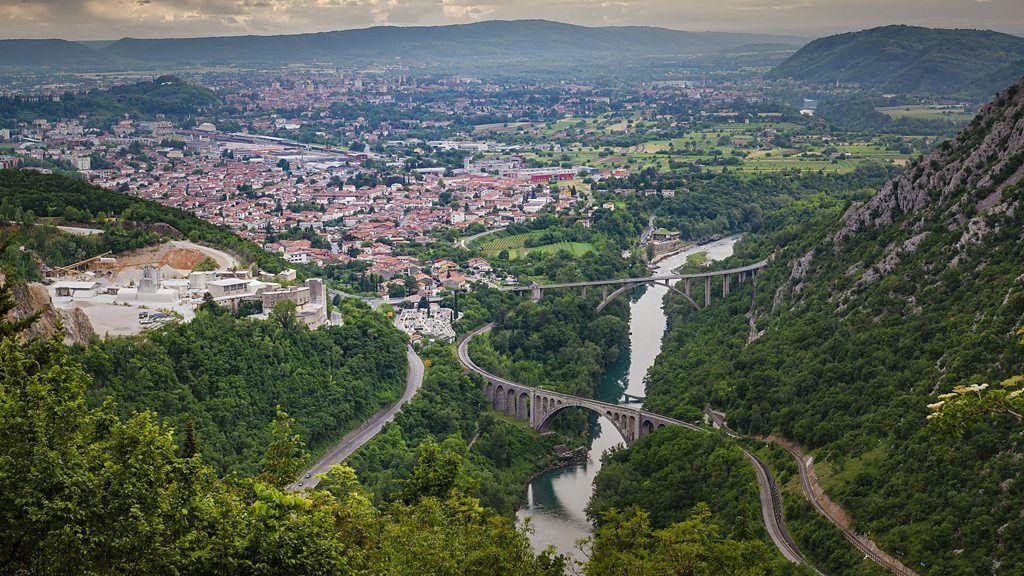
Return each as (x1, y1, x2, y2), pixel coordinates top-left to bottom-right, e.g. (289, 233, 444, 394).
(476, 232, 594, 260)
(511, 120, 922, 175)
(876, 105, 975, 122)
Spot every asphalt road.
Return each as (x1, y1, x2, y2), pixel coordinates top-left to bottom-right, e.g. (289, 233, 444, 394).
(290, 345, 425, 491)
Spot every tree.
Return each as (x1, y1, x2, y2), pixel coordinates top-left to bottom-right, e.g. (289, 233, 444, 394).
(585, 504, 775, 576)
(260, 406, 309, 487)
(182, 417, 199, 458)
(270, 299, 297, 328)
(928, 330, 1024, 435)
(0, 237, 41, 339)
(193, 257, 218, 272)
(400, 439, 464, 504)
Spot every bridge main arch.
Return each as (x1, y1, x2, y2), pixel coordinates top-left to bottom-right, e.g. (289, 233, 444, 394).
(532, 390, 642, 446)
(595, 279, 700, 313)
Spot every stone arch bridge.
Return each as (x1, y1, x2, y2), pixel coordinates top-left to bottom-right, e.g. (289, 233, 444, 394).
(456, 324, 700, 446)
(499, 259, 769, 313)
(455, 323, 820, 571)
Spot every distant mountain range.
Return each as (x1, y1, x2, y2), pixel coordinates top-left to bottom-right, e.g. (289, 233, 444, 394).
(771, 25, 1024, 98)
(0, 20, 804, 70)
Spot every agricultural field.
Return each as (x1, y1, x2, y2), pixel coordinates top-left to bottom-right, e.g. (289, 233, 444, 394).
(474, 231, 594, 260)
(511, 120, 927, 174)
(876, 105, 976, 122)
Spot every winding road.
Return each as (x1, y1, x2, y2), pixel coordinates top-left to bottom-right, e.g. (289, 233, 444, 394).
(290, 345, 425, 491)
(456, 226, 505, 249)
(707, 408, 917, 576)
(457, 324, 812, 569)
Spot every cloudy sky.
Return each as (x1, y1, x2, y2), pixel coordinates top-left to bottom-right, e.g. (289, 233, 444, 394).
(2, 0, 1022, 41)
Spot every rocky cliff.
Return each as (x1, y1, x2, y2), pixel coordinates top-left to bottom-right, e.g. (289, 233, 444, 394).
(652, 76, 1024, 573)
(1, 270, 93, 345)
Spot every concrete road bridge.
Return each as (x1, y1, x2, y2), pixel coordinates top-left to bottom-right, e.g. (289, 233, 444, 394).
(498, 259, 769, 312)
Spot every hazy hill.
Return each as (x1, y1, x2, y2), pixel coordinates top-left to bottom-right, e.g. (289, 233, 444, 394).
(101, 20, 800, 65)
(771, 25, 1024, 98)
(0, 38, 110, 68)
(0, 20, 801, 70)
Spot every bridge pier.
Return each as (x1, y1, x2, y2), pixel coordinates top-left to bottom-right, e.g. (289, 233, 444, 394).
(704, 277, 711, 307)
(684, 279, 691, 297)
(723, 274, 730, 297)
(531, 284, 543, 302)
(580, 286, 587, 298)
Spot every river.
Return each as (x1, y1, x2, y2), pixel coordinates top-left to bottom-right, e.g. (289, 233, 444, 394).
(515, 235, 741, 563)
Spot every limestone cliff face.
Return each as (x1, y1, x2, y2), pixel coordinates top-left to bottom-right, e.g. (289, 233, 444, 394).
(834, 77, 1024, 246)
(2, 270, 93, 345)
(768, 76, 1024, 315)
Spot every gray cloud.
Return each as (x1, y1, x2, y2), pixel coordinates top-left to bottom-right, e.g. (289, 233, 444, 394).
(0, 0, 1021, 40)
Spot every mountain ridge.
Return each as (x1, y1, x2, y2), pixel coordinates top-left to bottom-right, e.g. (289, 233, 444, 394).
(0, 19, 804, 69)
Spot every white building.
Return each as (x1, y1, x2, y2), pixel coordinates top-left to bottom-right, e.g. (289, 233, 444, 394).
(394, 305, 456, 343)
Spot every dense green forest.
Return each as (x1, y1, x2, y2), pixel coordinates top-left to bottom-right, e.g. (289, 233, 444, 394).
(0, 75, 220, 128)
(814, 94, 968, 135)
(586, 428, 762, 537)
(468, 294, 629, 398)
(1, 274, 800, 574)
(770, 25, 1024, 99)
(631, 78, 1024, 573)
(75, 301, 408, 475)
(0, 169, 290, 273)
(596, 164, 897, 241)
(347, 342, 564, 515)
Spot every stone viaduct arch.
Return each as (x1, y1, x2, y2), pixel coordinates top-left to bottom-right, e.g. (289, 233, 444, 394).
(482, 375, 696, 447)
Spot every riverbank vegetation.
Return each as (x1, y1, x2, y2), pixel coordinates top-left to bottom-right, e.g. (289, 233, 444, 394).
(468, 293, 629, 398)
(74, 300, 408, 475)
(594, 163, 896, 241)
(586, 428, 762, 536)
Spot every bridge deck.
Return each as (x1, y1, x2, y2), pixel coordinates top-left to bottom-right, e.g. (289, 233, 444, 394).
(498, 259, 769, 292)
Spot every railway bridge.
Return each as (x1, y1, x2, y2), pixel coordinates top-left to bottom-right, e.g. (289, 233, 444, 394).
(457, 324, 700, 446)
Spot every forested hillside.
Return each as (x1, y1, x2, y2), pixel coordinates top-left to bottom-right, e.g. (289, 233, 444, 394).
(76, 301, 408, 475)
(0, 75, 220, 128)
(347, 342, 564, 515)
(0, 169, 289, 274)
(599, 164, 897, 241)
(1, 276, 783, 574)
(0, 294, 563, 574)
(770, 25, 1024, 99)
(640, 77, 1024, 573)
